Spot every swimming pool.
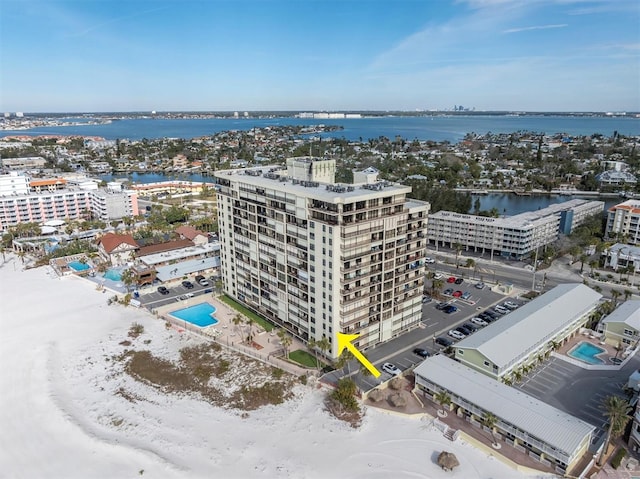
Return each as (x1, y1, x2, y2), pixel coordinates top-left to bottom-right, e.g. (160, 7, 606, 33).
(170, 303, 219, 328)
(103, 268, 122, 281)
(68, 261, 90, 272)
(568, 342, 606, 365)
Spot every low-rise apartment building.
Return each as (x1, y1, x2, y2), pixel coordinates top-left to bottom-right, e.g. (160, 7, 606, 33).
(414, 355, 595, 475)
(428, 199, 604, 259)
(454, 283, 602, 381)
(599, 300, 640, 348)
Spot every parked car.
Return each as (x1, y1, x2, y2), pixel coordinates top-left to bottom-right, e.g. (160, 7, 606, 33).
(195, 275, 209, 286)
(461, 291, 471, 300)
(475, 282, 485, 289)
(447, 276, 456, 283)
(382, 362, 402, 376)
(448, 329, 466, 340)
(479, 313, 495, 323)
(425, 257, 436, 264)
(435, 302, 449, 310)
(435, 336, 453, 347)
(177, 293, 194, 301)
(182, 280, 194, 289)
(444, 288, 454, 296)
(157, 286, 169, 295)
(413, 348, 430, 358)
(455, 278, 464, 285)
(462, 322, 478, 333)
(443, 305, 458, 314)
(422, 296, 432, 304)
(452, 290, 463, 297)
(483, 310, 499, 319)
(433, 273, 443, 280)
(455, 326, 471, 338)
(470, 316, 489, 327)
(503, 301, 519, 310)
(494, 305, 510, 315)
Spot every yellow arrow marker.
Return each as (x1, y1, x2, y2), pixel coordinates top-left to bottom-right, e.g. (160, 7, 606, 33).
(336, 332, 380, 378)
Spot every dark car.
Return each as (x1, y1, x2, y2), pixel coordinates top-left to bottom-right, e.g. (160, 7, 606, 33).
(479, 313, 495, 322)
(458, 324, 474, 335)
(157, 286, 169, 295)
(443, 288, 454, 296)
(413, 348, 430, 358)
(462, 322, 478, 333)
(444, 305, 458, 314)
(182, 280, 194, 289)
(435, 336, 453, 347)
(454, 278, 464, 285)
(454, 327, 469, 336)
(483, 310, 499, 319)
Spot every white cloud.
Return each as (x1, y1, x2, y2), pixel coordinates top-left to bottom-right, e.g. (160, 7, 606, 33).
(503, 23, 568, 33)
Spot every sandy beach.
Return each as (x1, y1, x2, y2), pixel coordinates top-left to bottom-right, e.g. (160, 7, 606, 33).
(0, 254, 550, 478)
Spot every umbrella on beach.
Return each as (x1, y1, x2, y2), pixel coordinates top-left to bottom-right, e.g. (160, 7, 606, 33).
(437, 451, 460, 471)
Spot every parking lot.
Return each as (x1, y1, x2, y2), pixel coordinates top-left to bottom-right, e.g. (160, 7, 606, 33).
(138, 276, 218, 309)
(515, 354, 640, 447)
(324, 273, 527, 391)
(421, 275, 522, 346)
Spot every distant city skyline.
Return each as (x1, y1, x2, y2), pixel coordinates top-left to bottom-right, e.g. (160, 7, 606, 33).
(1, 0, 639, 113)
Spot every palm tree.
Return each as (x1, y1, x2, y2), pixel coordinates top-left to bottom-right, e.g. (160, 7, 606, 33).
(513, 369, 523, 383)
(335, 349, 355, 376)
(579, 254, 588, 274)
(465, 258, 475, 270)
(453, 242, 463, 268)
(120, 268, 136, 293)
(308, 338, 320, 369)
(482, 411, 499, 447)
(597, 395, 632, 466)
(232, 314, 243, 336)
(245, 316, 256, 344)
(277, 329, 292, 359)
(589, 260, 598, 276)
(624, 289, 633, 301)
(317, 336, 331, 365)
(611, 289, 621, 306)
(431, 278, 444, 298)
(434, 390, 452, 416)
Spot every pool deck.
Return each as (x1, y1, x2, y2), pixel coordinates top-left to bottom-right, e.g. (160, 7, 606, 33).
(556, 332, 621, 365)
(155, 295, 312, 377)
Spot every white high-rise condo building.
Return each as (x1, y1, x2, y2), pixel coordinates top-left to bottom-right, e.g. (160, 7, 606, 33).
(215, 158, 430, 358)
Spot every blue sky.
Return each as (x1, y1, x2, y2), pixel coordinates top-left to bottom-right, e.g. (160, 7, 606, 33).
(1, 0, 639, 112)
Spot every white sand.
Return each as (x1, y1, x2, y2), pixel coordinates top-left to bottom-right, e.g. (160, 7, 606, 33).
(0, 255, 548, 478)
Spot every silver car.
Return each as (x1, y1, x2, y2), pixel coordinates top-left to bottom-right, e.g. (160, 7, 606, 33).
(382, 362, 402, 376)
(470, 316, 488, 327)
(448, 329, 466, 340)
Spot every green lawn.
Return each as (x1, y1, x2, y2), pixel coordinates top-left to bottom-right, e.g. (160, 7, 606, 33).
(220, 295, 274, 332)
(288, 349, 323, 369)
